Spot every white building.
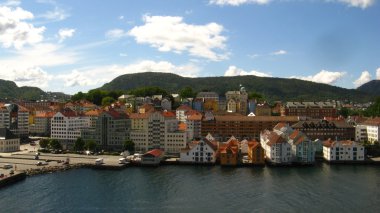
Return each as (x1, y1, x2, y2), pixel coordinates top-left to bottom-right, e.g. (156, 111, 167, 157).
(176, 105, 192, 122)
(130, 111, 187, 154)
(260, 130, 292, 165)
(355, 118, 380, 144)
(51, 110, 91, 149)
(179, 139, 217, 163)
(355, 124, 368, 142)
(323, 139, 365, 161)
(0, 128, 20, 152)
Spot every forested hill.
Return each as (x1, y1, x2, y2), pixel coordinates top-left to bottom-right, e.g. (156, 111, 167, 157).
(99, 72, 374, 102)
(0, 79, 70, 101)
(357, 80, 380, 96)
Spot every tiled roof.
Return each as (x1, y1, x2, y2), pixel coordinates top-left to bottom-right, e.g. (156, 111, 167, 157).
(362, 117, 380, 126)
(162, 111, 176, 118)
(130, 112, 150, 119)
(144, 149, 163, 157)
(85, 109, 103, 116)
(35, 111, 55, 118)
(176, 105, 192, 111)
(178, 122, 187, 131)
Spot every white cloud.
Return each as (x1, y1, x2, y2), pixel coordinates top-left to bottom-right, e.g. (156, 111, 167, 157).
(376, 68, 380, 80)
(209, 0, 270, 6)
(224, 65, 272, 77)
(290, 70, 346, 85)
(105, 28, 127, 39)
(0, 66, 52, 88)
(0, 6, 45, 49)
(354, 71, 372, 87)
(337, 0, 375, 9)
(119, 15, 124, 20)
(57, 60, 201, 87)
(271, 50, 287, 55)
(58, 28, 75, 43)
(209, 0, 374, 8)
(128, 15, 228, 61)
(1, 0, 21, 6)
(39, 7, 69, 21)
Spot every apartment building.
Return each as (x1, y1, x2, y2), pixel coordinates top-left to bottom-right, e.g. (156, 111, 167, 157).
(0, 103, 29, 138)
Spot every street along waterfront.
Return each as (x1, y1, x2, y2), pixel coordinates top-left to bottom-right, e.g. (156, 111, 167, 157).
(0, 163, 379, 212)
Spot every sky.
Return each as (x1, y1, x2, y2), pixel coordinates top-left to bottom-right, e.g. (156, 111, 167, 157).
(0, 0, 379, 95)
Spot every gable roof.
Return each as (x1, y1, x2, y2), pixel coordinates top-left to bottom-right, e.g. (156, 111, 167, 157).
(143, 149, 163, 157)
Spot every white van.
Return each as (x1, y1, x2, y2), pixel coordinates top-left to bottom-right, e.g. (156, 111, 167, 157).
(95, 158, 103, 165)
(3, 164, 13, 169)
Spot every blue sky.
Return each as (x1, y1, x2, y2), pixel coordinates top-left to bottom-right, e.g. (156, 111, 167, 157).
(0, 0, 379, 94)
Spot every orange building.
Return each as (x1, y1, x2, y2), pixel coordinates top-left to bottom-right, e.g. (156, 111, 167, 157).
(219, 139, 239, 166)
(247, 140, 265, 165)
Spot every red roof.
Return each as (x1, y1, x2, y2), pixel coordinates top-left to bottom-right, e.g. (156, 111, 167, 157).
(162, 111, 175, 118)
(176, 105, 192, 111)
(144, 149, 163, 157)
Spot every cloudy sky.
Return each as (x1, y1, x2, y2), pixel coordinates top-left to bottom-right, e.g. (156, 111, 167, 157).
(0, 0, 379, 94)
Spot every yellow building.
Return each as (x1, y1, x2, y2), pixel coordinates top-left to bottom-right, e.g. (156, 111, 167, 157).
(204, 99, 218, 112)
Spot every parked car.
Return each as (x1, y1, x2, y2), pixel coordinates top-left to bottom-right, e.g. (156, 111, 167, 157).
(36, 161, 48, 166)
(3, 164, 13, 169)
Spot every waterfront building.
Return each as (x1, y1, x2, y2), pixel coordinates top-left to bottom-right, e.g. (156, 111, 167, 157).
(0, 127, 20, 152)
(50, 109, 91, 149)
(260, 129, 292, 165)
(179, 139, 218, 163)
(287, 129, 315, 164)
(201, 115, 299, 141)
(284, 101, 337, 119)
(130, 110, 186, 154)
(81, 110, 130, 151)
(141, 149, 164, 165)
(247, 140, 265, 165)
(323, 139, 365, 161)
(219, 139, 239, 166)
(0, 103, 29, 139)
(29, 111, 55, 136)
(292, 119, 355, 141)
(356, 117, 380, 144)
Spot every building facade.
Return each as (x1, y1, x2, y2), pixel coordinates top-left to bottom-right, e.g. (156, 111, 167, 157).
(323, 139, 365, 161)
(285, 101, 337, 119)
(179, 139, 217, 163)
(292, 120, 355, 141)
(0, 103, 29, 139)
(50, 110, 91, 149)
(201, 115, 299, 141)
(0, 128, 20, 153)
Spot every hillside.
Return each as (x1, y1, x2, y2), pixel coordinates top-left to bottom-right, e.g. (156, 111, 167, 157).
(100, 72, 374, 102)
(357, 80, 380, 96)
(0, 79, 70, 101)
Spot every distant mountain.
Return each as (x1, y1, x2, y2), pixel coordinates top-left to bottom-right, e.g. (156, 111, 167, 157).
(357, 80, 380, 96)
(0, 79, 70, 101)
(100, 72, 374, 102)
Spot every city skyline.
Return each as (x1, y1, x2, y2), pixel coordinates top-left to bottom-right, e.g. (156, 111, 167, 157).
(0, 0, 379, 94)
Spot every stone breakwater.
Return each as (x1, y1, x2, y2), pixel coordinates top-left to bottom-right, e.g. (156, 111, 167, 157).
(24, 164, 88, 176)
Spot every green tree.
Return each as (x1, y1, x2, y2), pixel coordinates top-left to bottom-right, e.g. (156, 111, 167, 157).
(101, 96, 116, 106)
(339, 107, 350, 118)
(249, 92, 265, 103)
(74, 137, 85, 151)
(84, 140, 98, 152)
(39, 139, 49, 148)
(179, 86, 195, 99)
(123, 140, 135, 152)
(49, 139, 62, 150)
